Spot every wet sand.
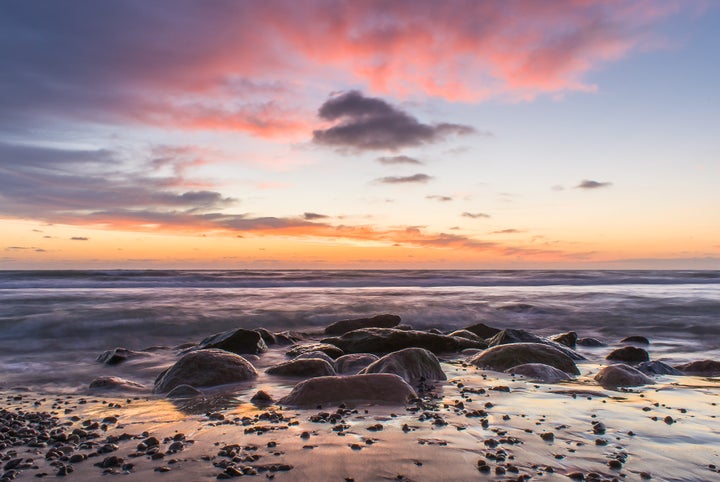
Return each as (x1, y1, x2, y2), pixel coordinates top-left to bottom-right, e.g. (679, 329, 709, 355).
(2, 353, 719, 482)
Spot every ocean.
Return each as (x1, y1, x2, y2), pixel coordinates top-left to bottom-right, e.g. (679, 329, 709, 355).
(1, 269, 719, 392)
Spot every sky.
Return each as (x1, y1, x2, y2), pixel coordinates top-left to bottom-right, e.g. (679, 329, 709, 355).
(1, 0, 718, 270)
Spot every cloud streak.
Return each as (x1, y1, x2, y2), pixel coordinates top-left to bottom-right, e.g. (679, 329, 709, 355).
(462, 212, 491, 219)
(377, 155, 423, 166)
(375, 174, 433, 184)
(577, 180, 613, 189)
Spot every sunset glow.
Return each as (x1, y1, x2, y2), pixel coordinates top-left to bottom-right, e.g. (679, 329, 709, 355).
(1, 0, 718, 269)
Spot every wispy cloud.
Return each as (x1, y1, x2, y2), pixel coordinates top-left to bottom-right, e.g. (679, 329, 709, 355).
(491, 229, 523, 234)
(375, 174, 434, 184)
(70, 237, 89, 241)
(577, 179, 613, 189)
(426, 195, 453, 202)
(303, 212, 329, 220)
(377, 155, 423, 165)
(462, 212, 491, 219)
(313, 91, 474, 151)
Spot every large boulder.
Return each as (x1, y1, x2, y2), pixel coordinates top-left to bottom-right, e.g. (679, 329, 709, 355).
(266, 358, 336, 378)
(469, 343, 580, 375)
(286, 343, 344, 359)
(594, 364, 653, 389)
(279, 374, 417, 407)
(89, 376, 145, 392)
(197, 328, 267, 355)
(463, 322, 501, 339)
(154, 349, 257, 393)
(335, 353, 379, 374)
(506, 363, 572, 383)
(487, 329, 585, 361)
(322, 328, 485, 355)
(606, 346, 649, 364)
(360, 348, 446, 384)
(674, 360, 720, 376)
(324, 314, 401, 335)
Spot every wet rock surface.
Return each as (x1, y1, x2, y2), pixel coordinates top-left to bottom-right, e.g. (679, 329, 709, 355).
(334, 353, 379, 374)
(595, 363, 653, 388)
(322, 328, 485, 354)
(280, 373, 417, 406)
(506, 363, 572, 383)
(89, 377, 145, 392)
(197, 328, 268, 355)
(606, 346, 650, 364)
(323, 314, 402, 335)
(154, 349, 257, 393)
(469, 342, 581, 375)
(266, 358, 337, 377)
(360, 347, 446, 384)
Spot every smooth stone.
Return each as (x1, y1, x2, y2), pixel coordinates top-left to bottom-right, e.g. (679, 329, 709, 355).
(462, 322, 501, 339)
(274, 331, 302, 345)
(294, 351, 335, 365)
(448, 330, 483, 342)
(360, 348, 446, 384)
(620, 335, 650, 345)
(166, 384, 203, 399)
(637, 361, 683, 376)
(266, 358, 336, 377)
(550, 331, 577, 348)
(279, 374, 417, 407)
(506, 363, 572, 383)
(89, 376, 145, 392)
(154, 349, 257, 393)
(334, 353, 379, 374)
(469, 343, 580, 375)
(606, 346, 649, 364)
(254, 328, 277, 345)
(286, 343, 344, 359)
(251, 390, 274, 405)
(577, 337, 606, 347)
(674, 360, 720, 376)
(595, 364, 653, 388)
(461, 348, 483, 357)
(487, 329, 584, 360)
(324, 314, 402, 335)
(197, 328, 268, 355)
(322, 328, 486, 355)
(96, 347, 145, 365)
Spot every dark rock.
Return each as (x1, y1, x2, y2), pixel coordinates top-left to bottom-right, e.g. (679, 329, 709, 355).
(620, 335, 650, 345)
(606, 346, 649, 364)
(594, 364, 653, 388)
(334, 353, 379, 374)
(166, 384, 204, 399)
(89, 377, 145, 392)
(279, 374, 417, 407)
(447, 330, 483, 342)
(294, 351, 335, 365)
(637, 361, 683, 376)
(674, 360, 720, 376)
(577, 337, 606, 347)
(266, 358, 336, 377)
(254, 328, 277, 346)
(96, 347, 145, 365)
(250, 390, 274, 405)
(322, 328, 486, 355)
(323, 314, 401, 335)
(468, 343, 580, 375)
(486, 329, 584, 360)
(286, 343, 344, 359)
(360, 348, 446, 384)
(154, 349, 257, 393)
(463, 322, 501, 339)
(550, 332, 577, 348)
(197, 328, 267, 355)
(506, 363, 572, 383)
(274, 331, 302, 345)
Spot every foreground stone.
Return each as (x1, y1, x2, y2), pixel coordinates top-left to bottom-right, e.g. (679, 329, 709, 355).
(595, 364, 653, 389)
(166, 384, 204, 399)
(469, 343, 580, 375)
(486, 329, 584, 360)
(266, 358, 336, 377)
(361, 348, 446, 384)
(294, 351, 335, 365)
(551, 332, 577, 348)
(198, 328, 268, 355)
(674, 360, 720, 376)
(334, 353, 379, 374)
(279, 374, 417, 407)
(637, 361, 683, 376)
(322, 328, 485, 354)
(154, 349, 257, 393)
(448, 330, 484, 342)
(606, 346, 649, 364)
(89, 376, 145, 392)
(323, 314, 402, 335)
(506, 363, 572, 383)
(462, 322, 501, 339)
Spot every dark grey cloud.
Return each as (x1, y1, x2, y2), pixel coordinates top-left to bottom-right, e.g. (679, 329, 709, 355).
(377, 155, 423, 165)
(462, 212, 491, 219)
(577, 180, 612, 189)
(375, 174, 433, 184)
(313, 91, 475, 151)
(70, 237, 89, 241)
(426, 195, 453, 202)
(303, 212, 329, 220)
